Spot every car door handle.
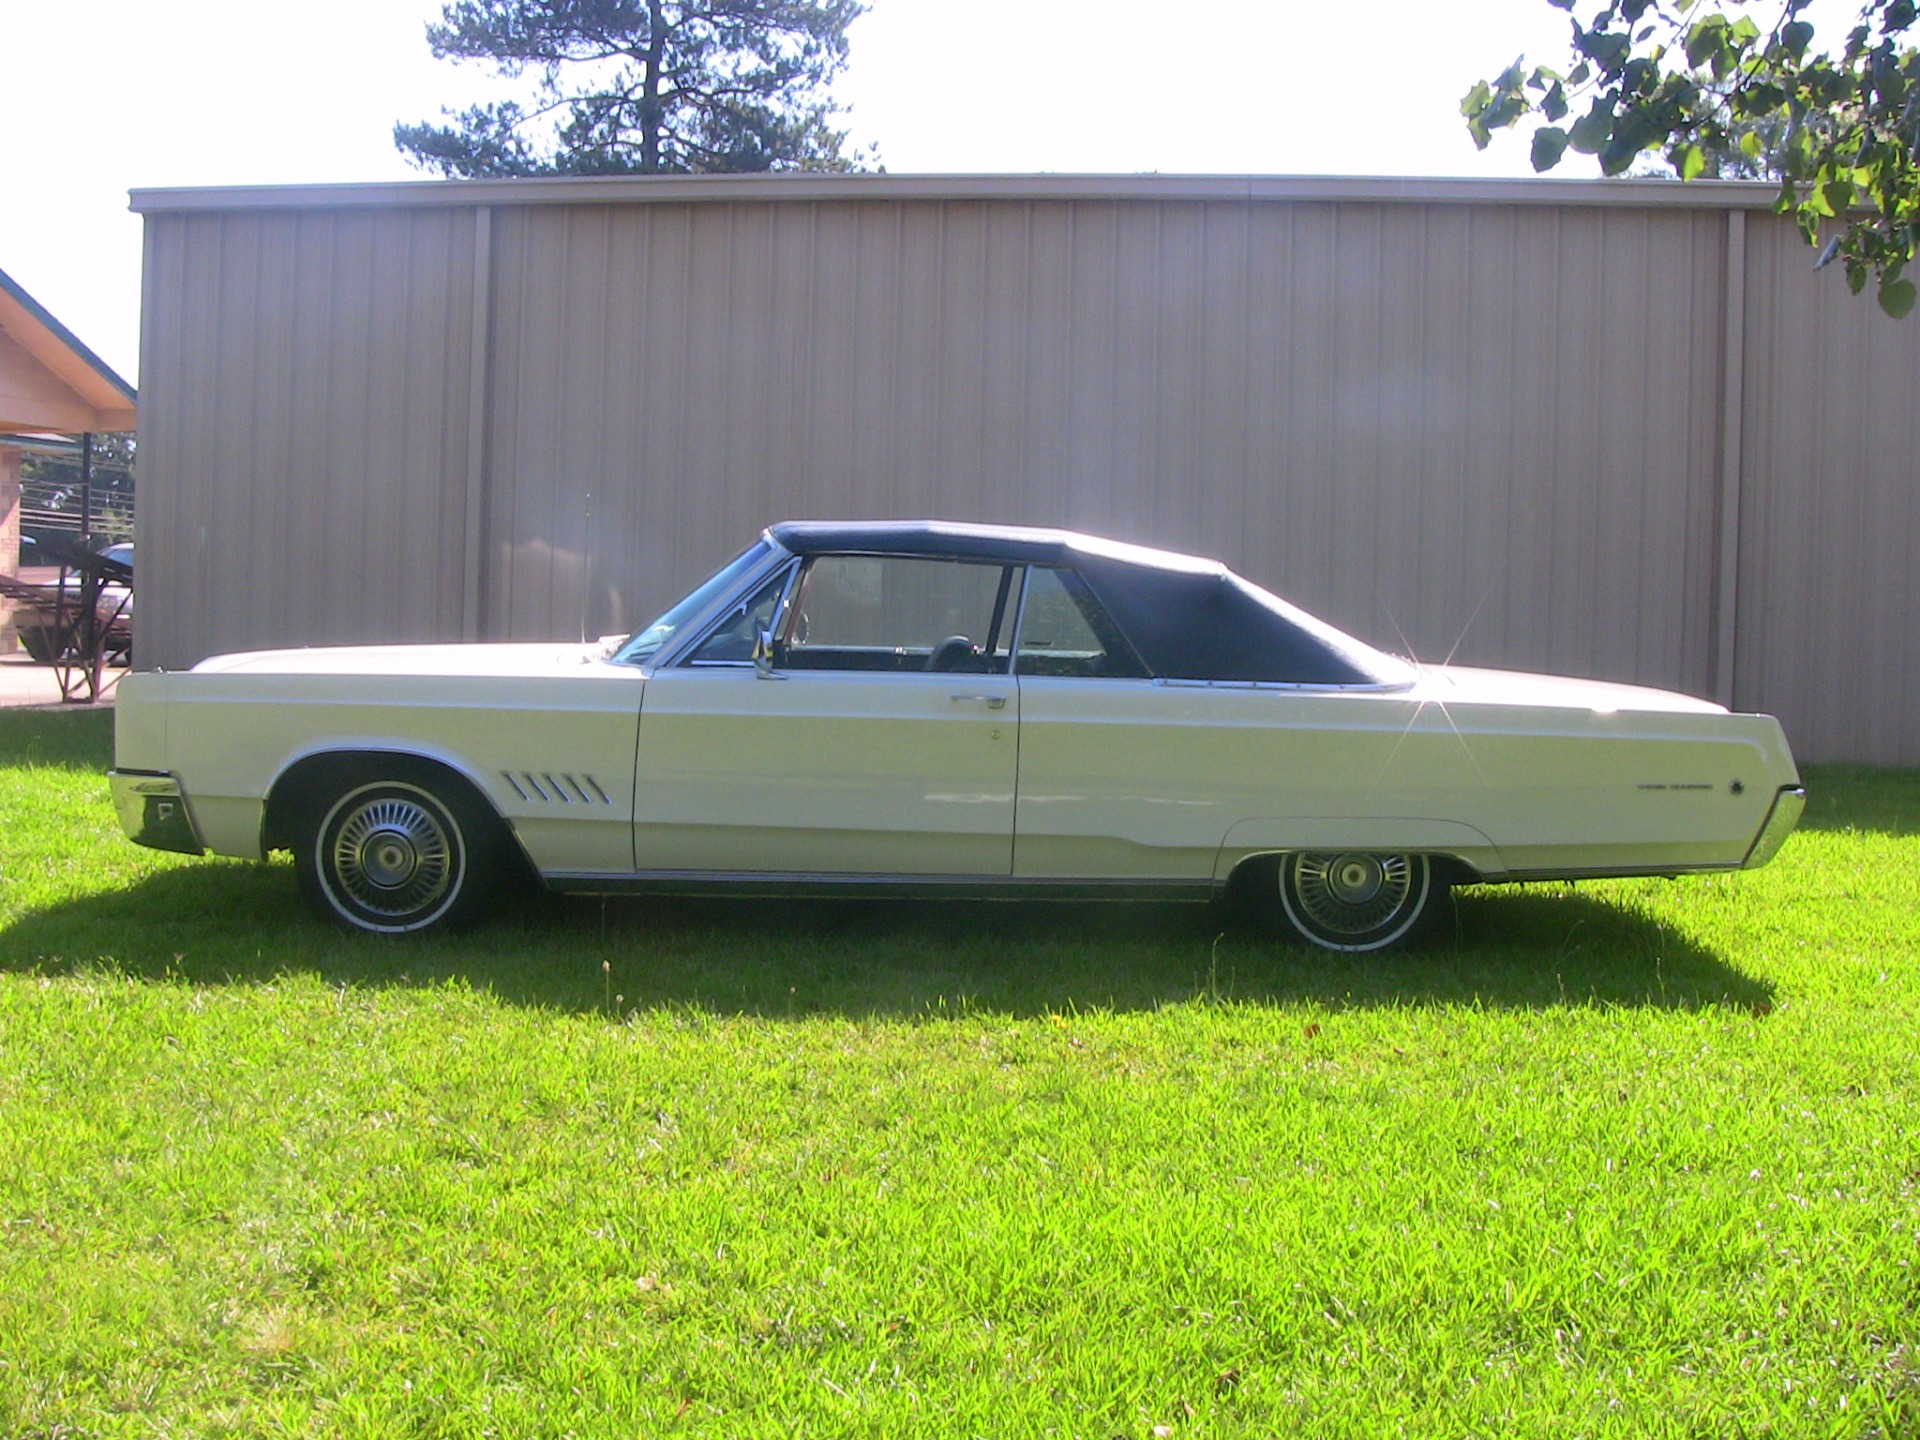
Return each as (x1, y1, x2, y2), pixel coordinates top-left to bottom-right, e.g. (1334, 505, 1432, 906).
(949, 693, 1007, 709)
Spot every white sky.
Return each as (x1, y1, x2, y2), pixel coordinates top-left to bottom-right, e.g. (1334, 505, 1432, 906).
(0, 0, 1727, 383)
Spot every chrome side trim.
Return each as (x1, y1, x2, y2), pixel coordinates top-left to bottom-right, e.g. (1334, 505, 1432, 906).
(1743, 785, 1807, 869)
(501, 771, 612, 804)
(1493, 863, 1744, 882)
(1151, 677, 1416, 694)
(542, 870, 1220, 902)
(108, 770, 205, 856)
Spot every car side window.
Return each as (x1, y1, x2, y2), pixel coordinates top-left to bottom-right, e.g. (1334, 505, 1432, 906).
(1016, 567, 1149, 678)
(782, 555, 1014, 672)
(684, 566, 792, 665)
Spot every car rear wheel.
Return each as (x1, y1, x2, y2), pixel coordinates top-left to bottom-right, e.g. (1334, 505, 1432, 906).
(296, 774, 501, 934)
(16, 622, 56, 663)
(1274, 851, 1440, 952)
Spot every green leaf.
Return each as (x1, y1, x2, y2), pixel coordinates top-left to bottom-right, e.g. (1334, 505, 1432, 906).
(1877, 273, 1916, 317)
(1568, 60, 1592, 86)
(1576, 26, 1633, 73)
(1675, 142, 1707, 180)
(1686, 14, 1727, 68)
(1568, 104, 1614, 154)
(1483, 95, 1527, 130)
(1461, 79, 1492, 117)
(1823, 179, 1855, 213)
(1741, 130, 1764, 160)
(1847, 260, 1868, 293)
(1781, 20, 1814, 58)
(1543, 82, 1569, 121)
(1532, 126, 1572, 171)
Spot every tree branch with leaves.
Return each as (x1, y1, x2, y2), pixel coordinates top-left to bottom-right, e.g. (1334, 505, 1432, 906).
(1464, 0, 1920, 316)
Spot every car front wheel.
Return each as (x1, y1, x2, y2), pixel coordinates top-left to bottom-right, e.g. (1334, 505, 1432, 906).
(1274, 851, 1440, 952)
(297, 775, 498, 934)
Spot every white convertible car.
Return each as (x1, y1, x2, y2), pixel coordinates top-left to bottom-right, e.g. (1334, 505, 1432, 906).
(110, 522, 1803, 951)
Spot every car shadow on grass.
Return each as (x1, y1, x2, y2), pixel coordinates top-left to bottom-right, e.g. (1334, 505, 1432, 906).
(0, 859, 1774, 1018)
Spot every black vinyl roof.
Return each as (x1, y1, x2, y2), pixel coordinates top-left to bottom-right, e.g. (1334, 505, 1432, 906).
(768, 519, 1211, 570)
(766, 520, 1410, 687)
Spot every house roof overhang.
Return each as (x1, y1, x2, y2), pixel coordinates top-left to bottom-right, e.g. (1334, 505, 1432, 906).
(0, 267, 137, 435)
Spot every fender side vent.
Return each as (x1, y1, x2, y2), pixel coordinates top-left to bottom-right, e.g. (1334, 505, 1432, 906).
(502, 771, 612, 804)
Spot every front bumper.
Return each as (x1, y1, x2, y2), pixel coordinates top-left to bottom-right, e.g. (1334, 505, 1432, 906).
(1742, 785, 1807, 869)
(108, 770, 205, 855)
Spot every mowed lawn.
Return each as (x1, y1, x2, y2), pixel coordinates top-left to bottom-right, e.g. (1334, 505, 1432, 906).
(0, 709, 1915, 1439)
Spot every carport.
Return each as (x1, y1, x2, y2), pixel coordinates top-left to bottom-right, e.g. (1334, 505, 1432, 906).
(0, 264, 137, 694)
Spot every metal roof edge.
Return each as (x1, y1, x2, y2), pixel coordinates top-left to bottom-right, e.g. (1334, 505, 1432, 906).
(128, 171, 1786, 215)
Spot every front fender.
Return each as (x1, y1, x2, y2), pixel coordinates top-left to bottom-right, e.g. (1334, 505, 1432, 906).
(260, 741, 511, 852)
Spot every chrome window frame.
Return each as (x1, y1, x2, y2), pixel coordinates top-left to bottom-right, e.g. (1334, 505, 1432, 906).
(642, 535, 800, 671)
(1006, 564, 1154, 682)
(684, 550, 1023, 677)
(644, 540, 1418, 691)
(675, 556, 803, 669)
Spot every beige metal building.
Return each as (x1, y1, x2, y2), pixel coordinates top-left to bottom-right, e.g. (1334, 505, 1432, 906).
(130, 174, 1920, 765)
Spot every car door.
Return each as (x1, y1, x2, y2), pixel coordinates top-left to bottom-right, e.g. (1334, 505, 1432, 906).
(1009, 564, 1232, 880)
(632, 553, 1021, 876)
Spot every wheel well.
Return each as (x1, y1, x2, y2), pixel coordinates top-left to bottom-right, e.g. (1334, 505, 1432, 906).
(263, 751, 511, 859)
(1224, 849, 1483, 898)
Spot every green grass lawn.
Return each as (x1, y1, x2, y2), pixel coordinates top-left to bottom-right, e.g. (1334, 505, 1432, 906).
(1, 709, 1916, 1438)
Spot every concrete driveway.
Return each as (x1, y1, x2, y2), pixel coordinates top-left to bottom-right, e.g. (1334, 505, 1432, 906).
(0, 653, 122, 708)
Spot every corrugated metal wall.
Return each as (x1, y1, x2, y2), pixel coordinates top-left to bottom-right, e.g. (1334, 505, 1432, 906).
(1738, 220, 1920, 765)
(133, 178, 1920, 764)
(138, 207, 479, 662)
(481, 198, 1730, 696)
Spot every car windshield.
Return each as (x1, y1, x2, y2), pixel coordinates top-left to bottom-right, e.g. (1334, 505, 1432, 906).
(611, 539, 773, 666)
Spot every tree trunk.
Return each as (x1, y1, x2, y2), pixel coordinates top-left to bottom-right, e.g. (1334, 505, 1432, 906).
(641, 0, 666, 172)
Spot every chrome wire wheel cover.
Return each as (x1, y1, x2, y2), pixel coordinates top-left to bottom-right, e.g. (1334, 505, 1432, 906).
(1293, 852, 1411, 935)
(328, 793, 455, 920)
(1279, 851, 1432, 951)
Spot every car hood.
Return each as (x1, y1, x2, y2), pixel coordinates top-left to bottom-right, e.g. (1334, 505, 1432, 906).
(189, 640, 626, 678)
(1413, 664, 1728, 715)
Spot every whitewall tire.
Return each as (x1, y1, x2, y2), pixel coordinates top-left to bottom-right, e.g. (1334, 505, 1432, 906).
(297, 776, 498, 935)
(1274, 851, 1440, 952)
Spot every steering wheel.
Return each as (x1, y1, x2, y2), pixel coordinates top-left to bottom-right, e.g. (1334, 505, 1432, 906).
(926, 635, 980, 672)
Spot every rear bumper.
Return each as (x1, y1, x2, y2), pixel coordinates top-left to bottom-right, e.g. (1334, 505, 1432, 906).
(1743, 785, 1806, 869)
(108, 770, 205, 855)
